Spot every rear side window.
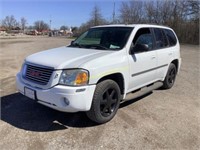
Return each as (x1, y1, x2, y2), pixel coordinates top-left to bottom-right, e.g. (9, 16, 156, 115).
(153, 28, 168, 49)
(164, 29, 177, 46)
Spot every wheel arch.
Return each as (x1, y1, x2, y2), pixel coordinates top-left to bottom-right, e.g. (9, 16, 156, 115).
(171, 59, 179, 72)
(97, 73, 125, 96)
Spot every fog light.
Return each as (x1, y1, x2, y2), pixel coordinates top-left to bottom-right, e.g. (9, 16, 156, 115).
(63, 97, 70, 106)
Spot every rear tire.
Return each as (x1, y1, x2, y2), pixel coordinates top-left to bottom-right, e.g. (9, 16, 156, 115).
(86, 79, 121, 124)
(162, 63, 177, 89)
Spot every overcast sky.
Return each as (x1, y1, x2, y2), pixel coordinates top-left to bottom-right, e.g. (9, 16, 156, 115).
(0, 0, 123, 29)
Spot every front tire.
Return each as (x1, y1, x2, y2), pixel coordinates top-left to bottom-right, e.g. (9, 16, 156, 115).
(86, 79, 121, 124)
(162, 63, 177, 89)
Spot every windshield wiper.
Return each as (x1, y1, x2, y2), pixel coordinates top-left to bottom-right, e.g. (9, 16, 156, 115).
(69, 43, 83, 48)
(85, 44, 109, 50)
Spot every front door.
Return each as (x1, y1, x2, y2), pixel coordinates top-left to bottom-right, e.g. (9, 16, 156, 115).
(127, 28, 157, 92)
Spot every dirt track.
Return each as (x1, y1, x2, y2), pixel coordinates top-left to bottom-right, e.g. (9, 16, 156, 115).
(0, 37, 199, 150)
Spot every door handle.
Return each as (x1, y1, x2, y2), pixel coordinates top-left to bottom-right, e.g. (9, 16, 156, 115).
(151, 56, 156, 59)
(168, 53, 172, 56)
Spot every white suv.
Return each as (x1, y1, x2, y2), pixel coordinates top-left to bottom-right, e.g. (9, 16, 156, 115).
(16, 24, 181, 123)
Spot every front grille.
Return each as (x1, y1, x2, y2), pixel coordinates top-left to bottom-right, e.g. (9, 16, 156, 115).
(25, 64, 54, 85)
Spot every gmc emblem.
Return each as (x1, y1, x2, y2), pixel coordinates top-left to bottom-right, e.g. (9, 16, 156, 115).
(29, 70, 42, 77)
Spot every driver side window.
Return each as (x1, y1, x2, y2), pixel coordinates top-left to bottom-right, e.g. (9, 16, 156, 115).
(132, 28, 153, 51)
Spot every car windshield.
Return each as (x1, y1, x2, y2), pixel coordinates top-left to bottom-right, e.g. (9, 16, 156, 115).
(69, 27, 133, 50)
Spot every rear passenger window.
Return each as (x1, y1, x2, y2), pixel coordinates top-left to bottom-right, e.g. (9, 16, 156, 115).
(164, 29, 177, 46)
(153, 28, 168, 49)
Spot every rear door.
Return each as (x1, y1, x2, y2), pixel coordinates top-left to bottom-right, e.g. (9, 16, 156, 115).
(152, 28, 176, 80)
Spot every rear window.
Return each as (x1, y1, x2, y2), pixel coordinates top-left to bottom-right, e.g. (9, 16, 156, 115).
(153, 28, 168, 49)
(164, 29, 177, 46)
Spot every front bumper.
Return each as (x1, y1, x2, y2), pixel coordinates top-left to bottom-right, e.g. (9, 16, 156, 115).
(16, 73, 96, 112)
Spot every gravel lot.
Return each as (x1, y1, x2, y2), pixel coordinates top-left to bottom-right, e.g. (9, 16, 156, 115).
(0, 36, 199, 150)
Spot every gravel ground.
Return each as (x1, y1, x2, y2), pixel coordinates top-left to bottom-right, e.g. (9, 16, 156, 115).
(0, 37, 199, 150)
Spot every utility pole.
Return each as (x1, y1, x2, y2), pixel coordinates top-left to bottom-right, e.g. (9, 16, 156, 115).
(49, 15, 52, 31)
(112, 1, 116, 24)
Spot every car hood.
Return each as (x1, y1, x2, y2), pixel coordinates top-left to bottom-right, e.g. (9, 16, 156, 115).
(25, 46, 113, 69)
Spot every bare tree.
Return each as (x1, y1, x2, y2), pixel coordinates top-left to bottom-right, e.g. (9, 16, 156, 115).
(90, 5, 107, 26)
(60, 25, 69, 30)
(27, 25, 34, 30)
(76, 0, 199, 44)
(144, 1, 179, 24)
(119, 1, 144, 24)
(2, 15, 18, 30)
(184, 0, 199, 44)
(34, 20, 49, 32)
(76, 5, 107, 36)
(20, 17, 27, 32)
(186, 0, 200, 19)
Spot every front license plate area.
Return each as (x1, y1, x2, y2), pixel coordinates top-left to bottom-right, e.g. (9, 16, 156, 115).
(24, 87, 35, 100)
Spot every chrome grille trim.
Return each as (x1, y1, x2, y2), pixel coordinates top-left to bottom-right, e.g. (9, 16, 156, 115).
(25, 64, 54, 85)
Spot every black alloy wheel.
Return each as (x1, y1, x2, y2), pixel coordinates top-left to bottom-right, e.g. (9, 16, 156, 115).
(168, 67, 176, 84)
(162, 63, 177, 89)
(100, 88, 118, 117)
(86, 79, 121, 124)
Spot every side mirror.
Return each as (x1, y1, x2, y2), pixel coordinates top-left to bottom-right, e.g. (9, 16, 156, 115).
(130, 44, 149, 54)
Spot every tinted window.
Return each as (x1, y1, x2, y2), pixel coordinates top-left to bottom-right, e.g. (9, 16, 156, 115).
(154, 28, 168, 49)
(164, 29, 177, 46)
(132, 28, 153, 50)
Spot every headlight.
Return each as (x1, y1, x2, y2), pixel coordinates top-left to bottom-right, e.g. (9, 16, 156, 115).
(21, 63, 27, 77)
(59, 69, 89, 86)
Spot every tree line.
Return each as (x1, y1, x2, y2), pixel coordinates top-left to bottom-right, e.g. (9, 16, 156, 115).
(119, 0, 199, 44)
(1, 0, 199, 44)
(0, 16, 50, 32)
(0, 16, 77, 33)
(78, 0, 199, 45)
